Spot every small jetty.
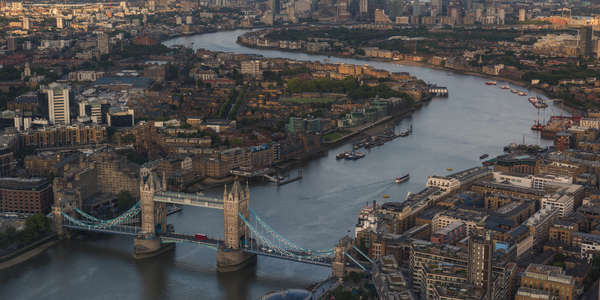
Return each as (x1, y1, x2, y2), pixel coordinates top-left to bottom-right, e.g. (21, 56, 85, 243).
(278, 169, 302, 186)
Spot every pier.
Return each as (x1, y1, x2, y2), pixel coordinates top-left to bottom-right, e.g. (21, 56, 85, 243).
(277, 169, 302, 186)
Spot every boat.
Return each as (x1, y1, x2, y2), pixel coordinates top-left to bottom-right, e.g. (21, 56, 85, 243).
(336, 152, 347, 159)
(447, 168, 453, 171)
(500, 85, 510, 89)
(354, 152, 365, 159)
(518, 91, 525, 96)
(323, 59, 330, 62)
(399, 131, 408, 137)
(346, 154, 356, 160)
(511, 89, 518, 93)
(485, 81, 493, 85)
(383, 195, 390, 198)
(447, 73, 453, 76)
(479, 154, 489, 159)
(491, 81, 497, 85)
(395, 173, 410, 183)
(482, 161, 494, 166)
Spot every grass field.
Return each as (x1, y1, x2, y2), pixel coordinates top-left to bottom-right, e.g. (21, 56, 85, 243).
(322, 133, 342, 141)
(280, 97, 335, 103)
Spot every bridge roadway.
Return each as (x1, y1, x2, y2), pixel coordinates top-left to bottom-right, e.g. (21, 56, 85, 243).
(62, 219, 142, 236)
(161, 234, 333, 267)
(160, 232, 224, 249)
(153, 191, 224, 209)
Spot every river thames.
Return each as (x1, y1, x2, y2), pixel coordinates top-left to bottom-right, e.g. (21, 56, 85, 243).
(0, 29, 564, 300)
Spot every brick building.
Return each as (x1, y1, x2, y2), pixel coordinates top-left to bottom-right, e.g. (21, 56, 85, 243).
(0, 177, 54, 214)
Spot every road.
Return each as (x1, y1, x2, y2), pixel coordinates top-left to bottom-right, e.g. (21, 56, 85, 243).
(583, 279, 599, 300)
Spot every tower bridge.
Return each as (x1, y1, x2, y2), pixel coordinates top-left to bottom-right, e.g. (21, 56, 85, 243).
(52, 171, 358, 274)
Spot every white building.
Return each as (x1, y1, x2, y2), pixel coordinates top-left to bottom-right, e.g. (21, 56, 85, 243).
(580, 118, 600, 131)
(42, 83, 71, 125)
(22, 17, 30, 29)
(240, 60, 260, 77)
(531, 173, 572, 189)
(581, 236, 600, 263)
(541, 193, 574, 217)
(176, 16, 182, 25)
(186, 16, 193, 24)
(525, 205, 559, 245)
(493, 171, 532, 187)
(57, 17, 64, 29)
(519, 9, 526, 22)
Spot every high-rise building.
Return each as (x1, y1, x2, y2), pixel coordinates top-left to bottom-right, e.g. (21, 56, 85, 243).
(359, 0, 367, 13)
(468, 222, 494, 299)
(388, 0, 404, 19)
(580, 25, 593, 57)
(41, 83, 71, 125)
(186, 15, 193, 24)
(57, 17, 64, 28)
(7, 37, 17, 51)
(176, 16, 182, 24)
(97, 32, 111, 54)
(519, 9, 525, 21)
(412, 0, 420, 16)
(22, 17, 30, 29)
(269, 0, 281, 13)
(107, 107, 135, 127)
(430, 0, 441, 15)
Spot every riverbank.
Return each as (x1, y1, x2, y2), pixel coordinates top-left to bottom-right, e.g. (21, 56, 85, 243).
(0, 233, 58, 270)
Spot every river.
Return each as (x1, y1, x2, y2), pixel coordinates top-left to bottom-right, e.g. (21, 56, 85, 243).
(0, 29, 564, 300)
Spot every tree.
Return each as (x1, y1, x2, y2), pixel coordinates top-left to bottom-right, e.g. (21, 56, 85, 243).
(249, 134, 257, 140)
(106, 126, 117, 141)
(554, 252, 566, 263)
(5, 226, 17, 245)
(103, 210, 114, 219)
(17, 227, 38, 244)
(150, 83, 163, 91)
(179, 123, 192, 129)
(25, 213, 52, 233)
(0, 232, 9, 250)
(117, 190, 135, 211)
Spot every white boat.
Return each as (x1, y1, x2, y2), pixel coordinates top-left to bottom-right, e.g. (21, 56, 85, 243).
(511, 89, 518, 93)
(447, 73, 453, 76)
(395, 173, 410, 183)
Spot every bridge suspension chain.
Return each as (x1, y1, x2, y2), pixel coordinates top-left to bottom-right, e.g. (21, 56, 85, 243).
(249, 208, 334, 254)
(62, 202, 141, 229)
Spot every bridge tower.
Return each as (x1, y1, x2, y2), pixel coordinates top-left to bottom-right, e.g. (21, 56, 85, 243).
(217, 180, 256, 272)
(134, 171, 174, 258)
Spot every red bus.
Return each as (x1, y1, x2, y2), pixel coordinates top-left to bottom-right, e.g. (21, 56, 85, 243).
(194, 234, 207, 241)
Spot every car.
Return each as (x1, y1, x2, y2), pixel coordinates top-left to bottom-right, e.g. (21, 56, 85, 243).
(194, 234, 207, 241)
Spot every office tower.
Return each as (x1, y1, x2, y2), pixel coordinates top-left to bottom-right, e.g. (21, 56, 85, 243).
(7, 37, 17, 51)
(580, 25, 593, 57)
(388, 0, 404, 19)
(42, 83, 71, 125)
(269, 0, 281, 13)
(97, 32, 110, 54)
(57, 17, 64, 29)
(412, 0, 420, 16)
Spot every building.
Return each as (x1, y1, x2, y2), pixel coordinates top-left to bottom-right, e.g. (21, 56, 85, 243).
(287, 116, 323, 133)
(57, 17, 64, 29)
(107, 107, 135, 128)
(408, 236, 515, 300)
(7, 37, 17, 51)
(22, 17, 30, 29)
(536, 161, 584, 183)
(143, 65, 169, 82)
(532, 173, 572, 189)
(525, 205, 560, 246)
(468, 223, 495, 295)
(493, 171, 532, 188)
(542, 193, 574, 217)
(430, 221, 466, 245)
(240, 60, 260, 77)
(520, 264, 576, 300)
(0, 177, 54, 214)
(412, 0, 420, 16)
(426, 167, 492, 193)
(97, 32, 111, 54)
(41, 83, 71, 125)
(580, 25, 592, 57)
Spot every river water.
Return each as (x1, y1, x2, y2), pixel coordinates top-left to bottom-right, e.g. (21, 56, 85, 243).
(0, 29, 564, 300)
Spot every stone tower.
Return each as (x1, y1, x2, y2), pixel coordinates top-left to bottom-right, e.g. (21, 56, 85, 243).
(217, 180, 256, 272)
(134, 171, 173, 258)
